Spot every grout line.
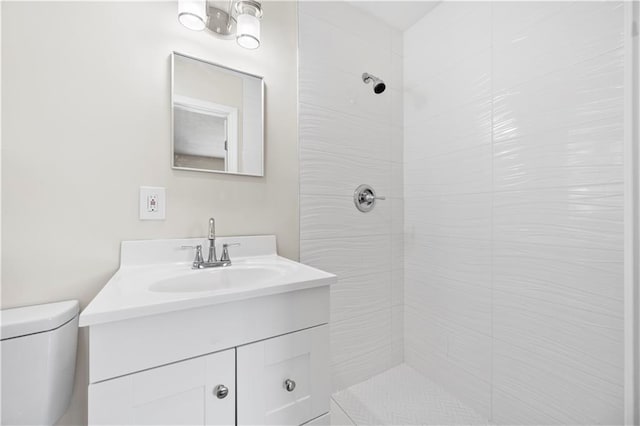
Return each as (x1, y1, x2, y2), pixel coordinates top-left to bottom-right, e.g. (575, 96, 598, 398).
(330, 396, 358, 426)
(489, 1, 496, 422)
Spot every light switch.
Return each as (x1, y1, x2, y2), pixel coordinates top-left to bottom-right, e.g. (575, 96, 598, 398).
(139, 186, 165, 220)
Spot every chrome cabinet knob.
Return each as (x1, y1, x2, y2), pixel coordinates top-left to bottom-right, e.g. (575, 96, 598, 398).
(214, 384, 229, 399)
(284, 379, 296, 392)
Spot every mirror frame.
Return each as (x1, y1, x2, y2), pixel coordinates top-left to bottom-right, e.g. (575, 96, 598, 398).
(170, 51, 265, 177)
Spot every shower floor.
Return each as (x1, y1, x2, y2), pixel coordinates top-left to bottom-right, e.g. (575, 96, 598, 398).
(331, 364, 490, 425)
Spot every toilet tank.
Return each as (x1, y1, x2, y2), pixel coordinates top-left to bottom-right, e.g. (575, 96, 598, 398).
(1, 300, 79, 426)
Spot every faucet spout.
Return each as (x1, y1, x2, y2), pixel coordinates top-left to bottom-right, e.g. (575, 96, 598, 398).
(208, 218, 215, 240)
(207, 218, 217, 263)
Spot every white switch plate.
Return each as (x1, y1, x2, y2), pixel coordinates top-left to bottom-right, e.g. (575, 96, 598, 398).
(139, 186, 166, 220)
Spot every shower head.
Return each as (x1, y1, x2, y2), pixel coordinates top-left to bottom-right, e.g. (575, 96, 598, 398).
(362, 72, 386, 94)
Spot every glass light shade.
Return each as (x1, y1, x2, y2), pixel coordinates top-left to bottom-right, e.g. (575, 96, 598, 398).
(178, 0, 207, 31)
(236, 13, 260, 49)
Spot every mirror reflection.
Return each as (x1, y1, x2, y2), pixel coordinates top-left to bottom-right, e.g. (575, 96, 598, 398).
(171, 52, 264, 176)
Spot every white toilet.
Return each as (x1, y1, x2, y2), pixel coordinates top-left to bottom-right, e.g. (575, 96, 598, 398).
(1, 300, 79, 425)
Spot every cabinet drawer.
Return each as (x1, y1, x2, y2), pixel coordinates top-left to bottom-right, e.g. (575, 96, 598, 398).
(237, 325, 330, 425)
(89, 349, 235, 425)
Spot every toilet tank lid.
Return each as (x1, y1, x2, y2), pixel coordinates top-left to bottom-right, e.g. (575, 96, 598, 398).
(1, 300, 79, 340)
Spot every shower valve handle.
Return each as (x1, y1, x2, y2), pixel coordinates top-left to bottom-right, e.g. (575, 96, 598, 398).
(363, 192, 386, 202)
(354, 184, 385, 212)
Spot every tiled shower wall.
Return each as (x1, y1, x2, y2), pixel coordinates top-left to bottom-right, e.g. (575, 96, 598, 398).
(298, 1, 404, 392)
(404, 2, 625, 424)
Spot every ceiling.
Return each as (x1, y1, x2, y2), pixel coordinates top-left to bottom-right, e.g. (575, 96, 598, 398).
(345, 1, 440, 31)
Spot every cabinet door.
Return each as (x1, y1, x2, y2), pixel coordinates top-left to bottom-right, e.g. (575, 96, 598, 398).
(89, 349, 235, 426)
(237, 325, 330, 425)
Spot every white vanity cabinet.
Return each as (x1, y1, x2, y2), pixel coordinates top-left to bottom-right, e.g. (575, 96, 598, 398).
(89, 324, 329, 426)
(85, 286, 331, 426)
(89, 348, 236, 426)
(81, 236, 335, 426)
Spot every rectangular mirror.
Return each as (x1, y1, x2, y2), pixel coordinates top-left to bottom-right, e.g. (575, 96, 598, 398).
(171, 52, 264, 176)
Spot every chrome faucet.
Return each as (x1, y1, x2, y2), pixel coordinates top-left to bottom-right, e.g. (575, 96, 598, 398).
(182, 218, 238, 269)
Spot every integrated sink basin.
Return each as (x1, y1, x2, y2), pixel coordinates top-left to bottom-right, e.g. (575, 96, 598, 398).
(79, 235, 336, 327)
(149, 263, 291, 293)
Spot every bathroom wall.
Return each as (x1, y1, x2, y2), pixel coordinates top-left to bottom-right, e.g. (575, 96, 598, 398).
(1, 2, 298, 424)
(404, 1, 625, 424)
(298, 1, 404, 392)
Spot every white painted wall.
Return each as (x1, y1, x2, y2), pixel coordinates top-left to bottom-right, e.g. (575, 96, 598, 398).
(298, 1, 404, 392)
(404, 1, 626, 424)
(1, 1, 298, 424)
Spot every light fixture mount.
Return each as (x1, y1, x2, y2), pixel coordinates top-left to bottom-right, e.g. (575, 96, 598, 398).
(178, 0, 262, 49)
(205, 5, 237, 39)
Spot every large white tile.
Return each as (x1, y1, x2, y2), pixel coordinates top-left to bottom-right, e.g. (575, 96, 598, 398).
(405, 236, 491, 336)
(331, 348, 394, 393)
(301, 234, 391, 279)
(493, 185, 624, 248)
(492, 339, 624, 425)
(492, 1, 574, 47)
(331, 308, 394, 391)
(404, 270, 491, 338)
(404, 143, 492, 196)
(404, 306, 492, 419)
(405, 193, 491, 241)
(299, 103, 392, 163)
(404, 1, 491, 81)
(493, 1, 624, 91)
(330, 271, 392, 323)
(299, 12, 392, 80)
(405, 49, 491, 122)
(493, 287, 624, 390)
(493, 48, 624, 150)
(493, 122, 624, 191)
(492, 240, 624, 303)
(404, 306, 491, 383)
(300, 147, 391, 197)
(404, 97, 492, 155)
(300, 194, 391, 241)
(331, 308, 392, 365)
(298, 1, 392, 53)
(491, 386, 562, 425)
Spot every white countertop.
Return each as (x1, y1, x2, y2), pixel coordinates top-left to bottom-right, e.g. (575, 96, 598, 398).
(79, 236, 336, 327)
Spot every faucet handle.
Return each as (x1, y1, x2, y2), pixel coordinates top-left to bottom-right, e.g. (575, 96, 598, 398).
(181, 245, 204, 267)
(220, 243, 240, 263)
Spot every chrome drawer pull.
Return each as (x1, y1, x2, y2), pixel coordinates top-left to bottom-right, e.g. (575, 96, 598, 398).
(214, 384, 229, 399)
(284, 379, 296, 392)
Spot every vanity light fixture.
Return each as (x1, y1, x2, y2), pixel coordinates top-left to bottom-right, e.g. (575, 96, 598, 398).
(177, 0, 263, 50)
